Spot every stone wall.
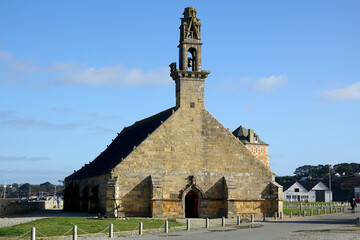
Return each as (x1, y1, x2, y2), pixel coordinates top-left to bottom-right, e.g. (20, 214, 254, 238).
(64, 174, 109, 214)
(0, 199, 45, 217)
(109, 107, 282, 218)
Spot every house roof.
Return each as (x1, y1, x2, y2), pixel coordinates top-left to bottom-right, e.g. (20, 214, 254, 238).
(66, 107, 176, 181)
(281, 182, 296, 191)
(232, 125, 268, 145)
(281, 181, 329, 192)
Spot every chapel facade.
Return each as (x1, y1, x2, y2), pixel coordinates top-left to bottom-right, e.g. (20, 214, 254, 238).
(64, 7, 283, 218)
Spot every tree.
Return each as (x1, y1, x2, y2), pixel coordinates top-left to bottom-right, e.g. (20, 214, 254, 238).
(19, 183, 31, 193)
(40, 182, 53, 192)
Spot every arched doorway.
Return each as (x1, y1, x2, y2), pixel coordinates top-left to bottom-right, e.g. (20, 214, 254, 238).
(185, 191, 198, 218)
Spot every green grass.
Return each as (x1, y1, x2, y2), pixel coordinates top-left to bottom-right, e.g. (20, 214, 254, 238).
(0, 217, 184, 237)
(283, 207, 341, 217)
(284, 202, 333, 206)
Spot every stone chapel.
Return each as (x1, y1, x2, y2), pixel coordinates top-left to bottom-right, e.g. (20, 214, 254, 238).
(64, 7, 283, 218)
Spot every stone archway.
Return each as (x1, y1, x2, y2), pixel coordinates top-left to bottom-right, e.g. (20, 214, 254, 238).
(185, 191, 198, 218)
(181, 180, 204, 218)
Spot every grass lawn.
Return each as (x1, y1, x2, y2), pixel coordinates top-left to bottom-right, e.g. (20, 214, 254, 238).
(283, 208, 340, 216)
(284, 202, 333, 206)
(0, 217, 184, 237)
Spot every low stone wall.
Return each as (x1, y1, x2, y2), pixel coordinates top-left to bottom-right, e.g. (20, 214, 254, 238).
(45, 199, 63, 209)
(0, 199, 45, 217)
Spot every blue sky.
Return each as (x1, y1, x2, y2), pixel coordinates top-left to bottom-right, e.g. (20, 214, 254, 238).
(1, 1, 359, 184)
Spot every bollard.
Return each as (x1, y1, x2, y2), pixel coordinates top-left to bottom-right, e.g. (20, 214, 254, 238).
(165, 220, 168, 233)
(300, 204, 303, 212)
(109, 224, 113, 238)
(31, 227, 36, 240)
(289, 211, 292, 218)
(73, 225, 77, 240)
(357, 217, 360, 226)
(263, 212, 266, 222)
(317, 207, 320, 215)
(251, 214, 255, 223)
(222, 217, 225, 227)
(237, 216, 241, 225)
(280, 212, 283, 219)
(187, 219, 190, 231)
(139, 222, 143, 235)
(298, 210, 301, 217)
(206, 218, 209, 228)
(303, 210, 306, 217)
(310, 209, 313, 216)
(274, 212, 278, 220)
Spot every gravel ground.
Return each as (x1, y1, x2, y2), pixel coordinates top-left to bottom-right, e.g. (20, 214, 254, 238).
(0, 210, 95, 228)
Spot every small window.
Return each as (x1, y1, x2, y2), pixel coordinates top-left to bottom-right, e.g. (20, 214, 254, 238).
(260, 147, 263, 153)
(190, 102, 195, 108)
(294, 188, 299, 192)
(255, 147, 257, 153)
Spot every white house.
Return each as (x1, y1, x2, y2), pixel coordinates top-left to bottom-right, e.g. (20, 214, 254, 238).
(283, 181, 332, 202)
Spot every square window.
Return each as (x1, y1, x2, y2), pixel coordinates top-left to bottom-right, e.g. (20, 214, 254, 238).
(294, 188, 299, 192)
(190, 102, 195, 108)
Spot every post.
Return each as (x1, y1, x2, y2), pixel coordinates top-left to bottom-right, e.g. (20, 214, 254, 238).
(187, 219, 190, 231)
(206, 218, 209, 228)
(165, 220, 168, 233)
(73, 225, 77, 240)
(31, 227, 36, 240)
(329, 164, 332, 210)
(280, 212, 283, 219)
(251, 214, 254, 223)
(263, 212, 266, 222)
(289, 211, 292, 218)
(274, 212, 278, 220)
(357, 217, 360, 226)
(221, 217, 225, 227)
(310, 209, 313, 216)
(298, 210, 301, 217)
(109, 223, 113, 238)
(139, 222, 143, 235)
(303, 210, 306, 217)
(237, 216, 241, 225)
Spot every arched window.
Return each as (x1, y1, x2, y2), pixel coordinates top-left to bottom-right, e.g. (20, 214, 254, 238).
(188, 48, 196, 71)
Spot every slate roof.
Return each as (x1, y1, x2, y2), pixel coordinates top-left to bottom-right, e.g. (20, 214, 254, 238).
(281, 181, 329, 191)
(301, 181, 328, 191)
(232, 125, 268, 145)
(281, 182, 296, 191)
(66, 107, 176, 181)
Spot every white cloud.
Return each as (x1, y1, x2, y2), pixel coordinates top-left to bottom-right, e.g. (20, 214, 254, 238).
(0, 50, 171, 87)
(321, 82, 360, 101)
(0, 111, 80, 130)
(250, 75, 288, 92)
(59, 65, 169, 87)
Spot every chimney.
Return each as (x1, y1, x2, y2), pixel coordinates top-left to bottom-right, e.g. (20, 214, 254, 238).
(248, 129, 254, 143)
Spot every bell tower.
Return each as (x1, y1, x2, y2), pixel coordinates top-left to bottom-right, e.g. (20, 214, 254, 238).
(170, 7, 210, 109)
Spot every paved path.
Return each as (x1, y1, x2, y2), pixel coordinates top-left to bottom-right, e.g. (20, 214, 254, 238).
(1, 210, 359, 239)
